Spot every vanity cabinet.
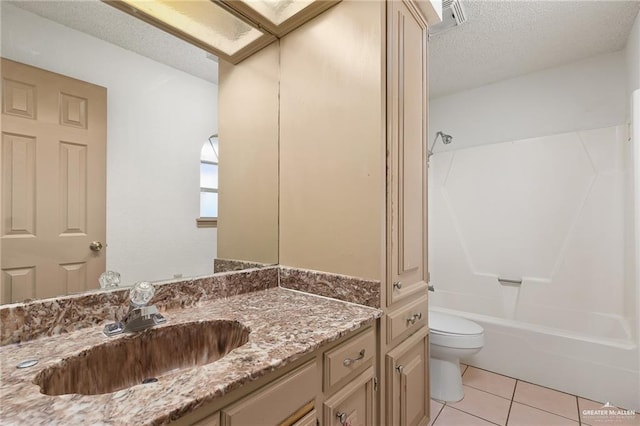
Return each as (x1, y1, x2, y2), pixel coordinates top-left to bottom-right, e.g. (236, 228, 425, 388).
(173, 325, 377, 426)
(386, 327, 430, 426)
(323, 328, 377, 426)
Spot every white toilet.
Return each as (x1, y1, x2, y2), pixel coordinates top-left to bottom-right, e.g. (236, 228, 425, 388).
(429, 311, 484, 402)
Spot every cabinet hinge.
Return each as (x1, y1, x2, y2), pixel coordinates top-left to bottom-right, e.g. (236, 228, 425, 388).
(374, 377, 378, 392)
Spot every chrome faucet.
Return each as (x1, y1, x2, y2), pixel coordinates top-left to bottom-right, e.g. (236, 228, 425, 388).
(103, 281, 167, 337)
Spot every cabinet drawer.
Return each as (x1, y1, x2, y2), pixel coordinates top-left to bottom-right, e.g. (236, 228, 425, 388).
(386, 295, 428, 345)
(192, 411, 220, 426)
(292, 409, 316, 426)
(221, 361, 317, 426)
(324, 327, 375, 393)
(387, 279, 428, 307)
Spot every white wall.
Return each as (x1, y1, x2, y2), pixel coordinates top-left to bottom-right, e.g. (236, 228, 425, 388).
(627, 12, 640, 95)
(429, 51, 627, 151)
(1, 4, 218, 285)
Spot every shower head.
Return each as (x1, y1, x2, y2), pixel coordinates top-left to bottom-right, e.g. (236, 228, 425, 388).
(428, 131, 453, 159)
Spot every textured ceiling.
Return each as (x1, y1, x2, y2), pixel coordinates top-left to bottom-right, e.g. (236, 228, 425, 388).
(429, 0, 640, 98)
(8, 1, 640, 94)
(7, 0, 218, 84)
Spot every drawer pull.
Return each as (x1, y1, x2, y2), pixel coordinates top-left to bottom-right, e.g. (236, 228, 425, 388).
(406, 312, 422, 325)
(343, 349, 366, 367)
(396, 364, 404, 374)
(393, 281, 403, 290)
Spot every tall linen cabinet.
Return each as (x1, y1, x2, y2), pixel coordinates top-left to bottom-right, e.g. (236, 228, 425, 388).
(219, 1, 432, 424)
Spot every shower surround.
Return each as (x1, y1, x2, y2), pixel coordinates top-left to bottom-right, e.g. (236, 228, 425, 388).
(428, 124, 638, 410)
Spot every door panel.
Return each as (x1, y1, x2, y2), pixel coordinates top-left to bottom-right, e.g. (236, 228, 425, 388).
(1, 58, 107, 303)
(2, 78, 36, 119)
(387, 0, 429, 307)
(2, 132, 36, 236)
(1, 267, 35, 303)
(59, 141, 88, 235)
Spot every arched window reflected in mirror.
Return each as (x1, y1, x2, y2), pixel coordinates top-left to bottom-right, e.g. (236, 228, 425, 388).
(200, 134, 219, 220)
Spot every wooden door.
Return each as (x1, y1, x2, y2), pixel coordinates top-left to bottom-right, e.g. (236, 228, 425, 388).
(386, 327, 430, 426)
(1, 58, 107, 303)
(387, 0, 429, 307)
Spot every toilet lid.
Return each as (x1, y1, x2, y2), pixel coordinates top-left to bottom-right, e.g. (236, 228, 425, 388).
(429, 311, 483, 335)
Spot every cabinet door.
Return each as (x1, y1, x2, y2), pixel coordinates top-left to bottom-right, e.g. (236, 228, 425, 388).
(386, 327, 430, 426)
(324, 367, 376, 426)
(387, 0, 429, 307)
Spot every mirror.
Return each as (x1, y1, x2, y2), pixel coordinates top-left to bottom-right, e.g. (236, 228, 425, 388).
(0, 0, 272, 305)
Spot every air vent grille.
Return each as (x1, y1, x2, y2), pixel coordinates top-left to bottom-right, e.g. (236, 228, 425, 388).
(450, 0, 467, 25)
(430, 0, 467, 35)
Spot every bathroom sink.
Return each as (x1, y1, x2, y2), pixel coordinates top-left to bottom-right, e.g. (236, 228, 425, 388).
(34, 320, 250, 396)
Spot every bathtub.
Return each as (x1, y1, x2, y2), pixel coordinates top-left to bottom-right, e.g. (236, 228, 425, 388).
(430, 306, 640, 411)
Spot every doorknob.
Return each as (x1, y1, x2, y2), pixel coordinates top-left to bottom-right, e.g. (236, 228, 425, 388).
(89, 241, 104, 252)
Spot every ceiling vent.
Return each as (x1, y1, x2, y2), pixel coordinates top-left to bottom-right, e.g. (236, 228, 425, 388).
(429, 0, 467, 36)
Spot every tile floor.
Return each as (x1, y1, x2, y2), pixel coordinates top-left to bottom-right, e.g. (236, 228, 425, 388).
(429, 364, 640, 426)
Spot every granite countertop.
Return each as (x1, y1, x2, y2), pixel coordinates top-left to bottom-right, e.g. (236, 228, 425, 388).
(0, 287, 382, 425)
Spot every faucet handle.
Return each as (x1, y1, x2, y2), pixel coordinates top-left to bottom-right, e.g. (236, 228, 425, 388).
(129, 281, 155, 307)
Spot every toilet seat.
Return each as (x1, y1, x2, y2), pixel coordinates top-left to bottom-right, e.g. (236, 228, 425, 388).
(430, 330, 484, 349)
(429, 311, 483, 335)
(429, 311, 484, 349)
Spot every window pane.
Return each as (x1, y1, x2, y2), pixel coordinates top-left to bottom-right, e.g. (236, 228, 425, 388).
(201, 139, 218, 163)
(200, 192, 218, 217)
(200, 163, 218, 189)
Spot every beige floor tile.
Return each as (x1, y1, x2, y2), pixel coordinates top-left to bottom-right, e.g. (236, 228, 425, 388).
(508, 402, 578, 426)
(429, 399, 445, 426)
(448, 385, 511, 425)
(463, 367, 516, 399)
(460, 363, 469, 375)
(513, 381, 578, 421)
(578, 397, 602, 426)
(433, 406, 497, 426)
(579, 398, 640, 426)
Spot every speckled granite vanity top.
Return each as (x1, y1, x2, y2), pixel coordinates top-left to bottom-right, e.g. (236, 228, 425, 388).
(0, 287, 381, 425)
